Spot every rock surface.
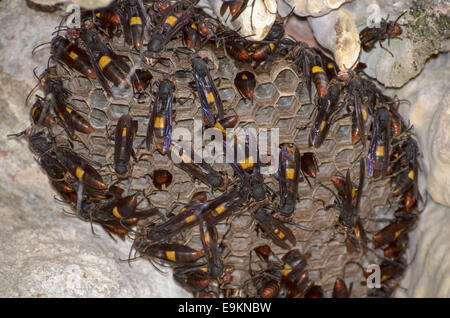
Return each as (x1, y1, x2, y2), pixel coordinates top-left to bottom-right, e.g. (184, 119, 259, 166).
(307, 8, 360, 71)
(278, 0, 353, 17)
(284, 16, 319, 48)
(398, 201, 450, 297)
(349, 0, 447, 87)
(302, 0, 448, 87)
(28, 0, 114, 10)
(390, 53, 450, 208)
(0, 0, 190, 298)
(388, 53, 450, 298)
(198, 0, 277, 41)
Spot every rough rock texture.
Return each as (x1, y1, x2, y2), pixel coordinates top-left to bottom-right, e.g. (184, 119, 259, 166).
(351, 0, 448, 87)
(303, 0, 448, 87)
(71, 0, 114, 9)
(0, 0, 190, 298)
(284, 16, 319, 48)
(278, 0, 353, 17)
(391, 53, 450, 208)
(307, 8, 360, 71)
(198, 0, 277, 41)
(397, 201, 450, 297)
(28, 0, 114, 10)
(388, 53, 450, 298)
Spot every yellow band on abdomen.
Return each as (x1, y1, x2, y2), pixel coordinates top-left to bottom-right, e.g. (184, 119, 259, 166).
(215, 204, 226, 215)
(98, 55, 112, 71)
(239, 156, 254, 170)
(207, 91, 215, 104)
(185, 214, 196, 224)
(154, 116, 166, 129)
(130, 16, 142, 26)
(165, 15, 178, 27)
(214, 123, 226, 134)
(312, 66, 325, 74)
(112, 206, 122, 219)
(75, 167, 85, 181)
(166, 251, 176, 262)
(69, 51, 78, 60)
(376, 146, 385, 157)
(286, 168, 295, 180)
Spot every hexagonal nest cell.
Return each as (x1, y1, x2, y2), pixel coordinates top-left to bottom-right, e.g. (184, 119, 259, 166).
(20, 2, 422, 299)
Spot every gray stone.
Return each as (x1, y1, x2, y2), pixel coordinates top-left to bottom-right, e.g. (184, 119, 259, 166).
(354, 0, 447, 87)
(301, 0, 448, 87)
(307, 8, 360, 71)
(387, 53, 450, 297)
(396, 201, 450, 297)
(0, 0, 190, 298)
(198, 0, 277, 41)
(388, 53, 450, 208)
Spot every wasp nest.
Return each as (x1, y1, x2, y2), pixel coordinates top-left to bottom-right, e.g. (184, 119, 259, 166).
(17, 0, 422, 298)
